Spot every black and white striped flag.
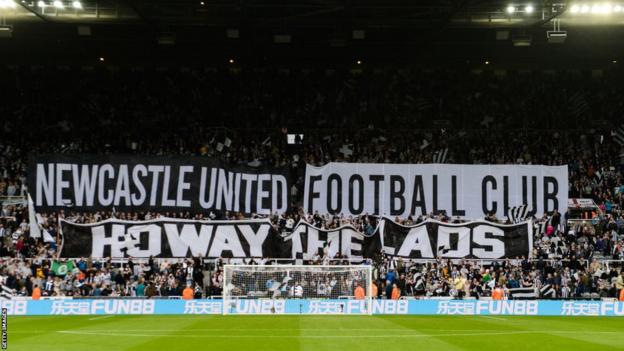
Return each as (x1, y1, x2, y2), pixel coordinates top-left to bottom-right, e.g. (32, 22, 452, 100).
(0, 280, 15, 300)
(595, 167, 606, 183)
(568, 91, 589, 117)
(432, 148, 448, 163)
(508, 287, 538, 299)
(540, 284, 556, 298)
(612, 125, 624, 146)
(535, 216, 553, 236)
(508, 205, 529, 223)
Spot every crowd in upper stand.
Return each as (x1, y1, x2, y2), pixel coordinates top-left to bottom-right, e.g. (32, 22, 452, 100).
(0, 65, 623, 299)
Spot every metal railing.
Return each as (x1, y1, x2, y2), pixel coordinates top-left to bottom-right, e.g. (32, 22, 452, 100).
(0, 195, 26, 206)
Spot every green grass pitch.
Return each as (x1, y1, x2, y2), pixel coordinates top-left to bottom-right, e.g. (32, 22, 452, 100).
(9, 315, 624, 351)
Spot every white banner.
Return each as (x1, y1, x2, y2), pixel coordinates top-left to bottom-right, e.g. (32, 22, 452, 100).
(304, 163, 568, 219)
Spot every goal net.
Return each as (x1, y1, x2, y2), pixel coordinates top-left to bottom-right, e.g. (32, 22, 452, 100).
(223, 265, 373, 315)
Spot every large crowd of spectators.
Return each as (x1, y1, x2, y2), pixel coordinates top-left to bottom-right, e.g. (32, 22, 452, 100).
(0, 65, 624, 300)
(3, 254, 624, 300)
(374, 256, 624, 300)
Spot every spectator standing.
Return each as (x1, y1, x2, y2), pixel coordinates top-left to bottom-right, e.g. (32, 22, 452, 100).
(391, 283, 401, 300)
(354, 282, 365, 300)
(616, 271, 624, 298)
(31, 284, 41, 300)
(182, 284, 194, 300)
(135, 278, 145, 297)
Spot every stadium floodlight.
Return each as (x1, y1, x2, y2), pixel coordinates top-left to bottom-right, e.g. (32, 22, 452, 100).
(591, 4, 601, 13)
(506, 5, 516, 14)
(525, 4, 534, 13)
(580, 4, 590, 13)
(0, 0, 16, 8)
(615, 4, 623, 12)
(72, 0, 81, 9)
(37, 0, 45, 7)
(53, 0, 63, 8)
(570, 4, 580, 13)
(223, 265, 373, 315)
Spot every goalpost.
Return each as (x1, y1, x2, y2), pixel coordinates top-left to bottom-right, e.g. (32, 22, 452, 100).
(223, 265, 373, 315)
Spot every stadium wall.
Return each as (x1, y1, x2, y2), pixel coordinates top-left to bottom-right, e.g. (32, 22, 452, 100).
(4, 299, 624, 317)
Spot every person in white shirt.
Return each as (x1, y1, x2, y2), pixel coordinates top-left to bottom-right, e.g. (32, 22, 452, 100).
(294, 283, 303, 298)
(317, 282, 327, 296)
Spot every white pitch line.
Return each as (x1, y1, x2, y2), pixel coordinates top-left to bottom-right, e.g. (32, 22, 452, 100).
(53, 328, 507, 332)
(88, 315, 114, 321)
(55, 330, 624, 338)
(52, 328, 624, 333)
(58, 330, 538, 338)
(480, 316, 507, 321)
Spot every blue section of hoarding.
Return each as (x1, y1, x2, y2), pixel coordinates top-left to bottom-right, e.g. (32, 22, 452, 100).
(5, 299, 624, 316)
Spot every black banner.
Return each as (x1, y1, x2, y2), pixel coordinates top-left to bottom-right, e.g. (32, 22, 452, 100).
(372, 218, 532, 259)
(28, 154, 290, 215)
(59, 218, 532, 259)
(59, 218, 288, 258)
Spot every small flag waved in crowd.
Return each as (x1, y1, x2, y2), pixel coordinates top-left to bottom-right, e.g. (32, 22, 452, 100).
(540, 284, 556, 298)
(568, 91, 589, 117)
(508, 287, 538, 299)
(508, 204, 530, 223)
(612, 125, 624, 146)
(51, 261, 75, 276)
(535, 216, 554, 236)
(0, 277, 15, 300)
(432, 148, 448, 163)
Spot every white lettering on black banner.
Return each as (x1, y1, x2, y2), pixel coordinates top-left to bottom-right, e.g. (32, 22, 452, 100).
(29, 154, 289, 215)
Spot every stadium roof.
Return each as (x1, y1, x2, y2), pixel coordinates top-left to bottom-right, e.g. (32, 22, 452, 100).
(1, 0, 624, 66)
(4, 0, 624, 27)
